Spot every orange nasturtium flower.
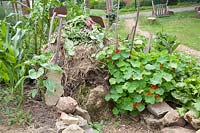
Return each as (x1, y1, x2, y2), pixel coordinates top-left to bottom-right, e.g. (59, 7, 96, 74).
(151, 84, 158, 90)
(146, 92, 152, 96)
(132, 102, 141, 109)
(132, 103, 137, 109)
(115, 49, 121, 54)
(155, 94, 161, 98)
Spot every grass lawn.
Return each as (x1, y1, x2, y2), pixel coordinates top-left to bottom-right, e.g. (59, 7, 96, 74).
(90, 2, 199, 17)
(139, 11, 200, 51)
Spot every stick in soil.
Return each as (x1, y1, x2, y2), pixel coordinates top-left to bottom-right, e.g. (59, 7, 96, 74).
(144, 33, 153, 53)
(129, 0, 141, 56)
(48, 12, 56, 50)
(53, 15, 63, 64)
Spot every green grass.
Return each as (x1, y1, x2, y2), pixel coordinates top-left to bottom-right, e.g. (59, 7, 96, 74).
(90, 2, 200, 16)
(90, 9, 106, 16)
(139, 11, 200, 51)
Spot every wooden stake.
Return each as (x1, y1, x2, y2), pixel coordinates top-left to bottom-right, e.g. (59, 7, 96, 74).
(130, 0, 140, 56)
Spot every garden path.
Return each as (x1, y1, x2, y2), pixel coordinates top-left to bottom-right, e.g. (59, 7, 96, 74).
(119, 6, 197, 19)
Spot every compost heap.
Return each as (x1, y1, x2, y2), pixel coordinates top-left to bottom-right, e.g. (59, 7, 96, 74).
(48, 15, 106, 96)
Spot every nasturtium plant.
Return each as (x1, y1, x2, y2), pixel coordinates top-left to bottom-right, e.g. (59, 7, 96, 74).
(97, 40, 200, 116)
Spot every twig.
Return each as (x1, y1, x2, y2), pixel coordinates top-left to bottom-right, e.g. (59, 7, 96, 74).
(115, 0, 120, 48)
(144, 33, 153, 53)
(129, 0, 141, 56)
(48, 12, 56, 50)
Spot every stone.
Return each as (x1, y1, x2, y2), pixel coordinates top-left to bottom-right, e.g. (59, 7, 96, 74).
(162, 110, 186, 127)
(144, 117, 163, 129)
(56, 121, 68, 133)
(184, 111, 200, 129)
(45, 71, 64, 106)
(60, 112, 79, 125)
(56, 97, 78, 113)
(86, 85, 107, 112)
(74, 106, 91, 122)
(62, 124, 84, 133)
(84, 128, 96, 133)
(161, 126, 195, 133)
(147, 102, 174, 118)
(75, 115, 88, 128)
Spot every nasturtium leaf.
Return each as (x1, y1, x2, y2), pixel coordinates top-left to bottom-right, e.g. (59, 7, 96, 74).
(121, 51, 130, 58)
(155, 97, 163, 103)
(157, 56, 168, 64)
(125, 81, 138, 93)
(150, 73, 162, 85)
(145, 64, 156, 70)
(120, 98, 133, 111)
(115, 85, 124, 94)
(112, 54, 121, 60)
(96, 50, 106, 59)
(136, 104, 145, 112)
(155, 88, 164, 95)
(171, 91, 190, 104)
(110, 90, 121, 102)
(145, 96, 155, 104)
(176, 82, 186, 88)
(128, 60, 140, 68)
(29, 68, 44, 79)
(134, 95, 142, 102)
(169, 63, 177, 69)
(43, 79, 55, 94)
(112, 107, 119, 115)
(109, 78, 116, 85)
(132, 72, 143, 80)
(116, 60, 127, 67)
(107, 49, 113, 55)
(163, 73, 173, 82)
(177, 107, 187, 117)
(105, 94, 111, 101)
(120, 66, 128, 72)
(116, 76, 125, 83)
(194, 102, 200, 111)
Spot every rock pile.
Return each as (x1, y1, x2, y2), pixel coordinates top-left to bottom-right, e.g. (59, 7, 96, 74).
(55, 96, 94, 133)
(43, 85, 108, 133)
(142, 101, 199, 133)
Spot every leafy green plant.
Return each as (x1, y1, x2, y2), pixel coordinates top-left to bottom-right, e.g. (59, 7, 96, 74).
(0, 21, 28, 97)
(96, 38, 200, 116)
(27, 53, 63, 98)
(171, 53, 200, 117)
(61, 15, 105, 56)
(89, 121, 104, 133)
(154, 32, 180, 54)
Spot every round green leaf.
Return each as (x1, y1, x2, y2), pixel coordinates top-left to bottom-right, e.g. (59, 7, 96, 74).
(29, 68, 44, 79)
